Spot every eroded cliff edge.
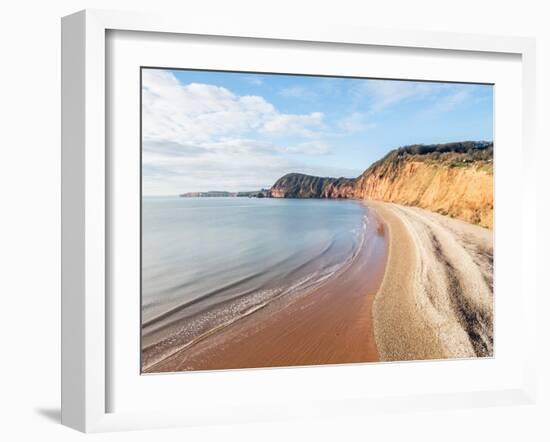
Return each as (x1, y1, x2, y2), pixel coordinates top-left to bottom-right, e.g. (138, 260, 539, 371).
(270, 141, 493, 228)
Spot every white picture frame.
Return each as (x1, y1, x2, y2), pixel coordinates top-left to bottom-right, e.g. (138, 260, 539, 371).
(61, 9, 537, 433)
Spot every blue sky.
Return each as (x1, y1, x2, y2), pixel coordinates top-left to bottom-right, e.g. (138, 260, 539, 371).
(142, 68, 493, 195)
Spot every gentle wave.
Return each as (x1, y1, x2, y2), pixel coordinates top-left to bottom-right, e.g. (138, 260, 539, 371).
(142, 214, 369, 370)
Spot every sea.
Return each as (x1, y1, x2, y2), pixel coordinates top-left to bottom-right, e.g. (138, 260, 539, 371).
(141, 196, 371, 352)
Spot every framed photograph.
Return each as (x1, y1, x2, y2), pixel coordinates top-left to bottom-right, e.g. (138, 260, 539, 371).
(61, 9, 537, 432)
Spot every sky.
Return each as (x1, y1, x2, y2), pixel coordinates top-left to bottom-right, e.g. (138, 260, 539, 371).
(142, 68, 493, 195)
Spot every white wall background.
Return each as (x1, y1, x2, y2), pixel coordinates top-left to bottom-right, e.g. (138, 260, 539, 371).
(0, 1, 548, 440)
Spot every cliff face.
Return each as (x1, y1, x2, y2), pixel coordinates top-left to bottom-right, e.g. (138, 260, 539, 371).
(270, 142, 494, 228)
(270, 174, 355, 198)
(354, 148, 493, 228)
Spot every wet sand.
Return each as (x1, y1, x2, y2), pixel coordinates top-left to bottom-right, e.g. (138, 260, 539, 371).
(144, 207, 388, 373)
(370, 202, 494, 361)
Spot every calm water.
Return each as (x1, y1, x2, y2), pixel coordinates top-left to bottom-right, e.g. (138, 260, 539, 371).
(142, 197, 370, 347)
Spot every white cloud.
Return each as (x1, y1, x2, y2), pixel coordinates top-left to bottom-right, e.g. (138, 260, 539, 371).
(141, 70, 340, 194)
(142, 70, 326, 146)
(352, 80, 474, 117)
(355, 80, 435, 112)
(280, 141, 330, 155)
(142, 148, 356, 195)
(261, 112, 324, 137)
(338, 112, 376, 133)
(142, 70, 275, 146)
(243, 76, 263, 86)
(433, 89, 470, 112)
(143, 142, 315, 194)
(141, 71, 486, 195)
(279, 85, 317, 100)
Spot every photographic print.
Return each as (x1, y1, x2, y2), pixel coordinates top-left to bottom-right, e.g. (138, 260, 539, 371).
(140, 68, 494, 373)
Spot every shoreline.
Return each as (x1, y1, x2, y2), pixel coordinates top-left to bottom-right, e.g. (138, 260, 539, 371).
(142, 200, 494, 373)
(143, 204, 388, 373)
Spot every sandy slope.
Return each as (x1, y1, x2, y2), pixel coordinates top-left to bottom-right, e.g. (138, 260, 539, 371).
(369, 201, 494, 361)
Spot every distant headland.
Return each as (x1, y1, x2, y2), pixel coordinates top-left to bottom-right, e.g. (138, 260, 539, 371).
(180, 189, 271, 198)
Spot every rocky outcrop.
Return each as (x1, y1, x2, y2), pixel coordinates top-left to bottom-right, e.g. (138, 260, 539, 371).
(270, 174, 355, 198)
(270, 142, 494, 228)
